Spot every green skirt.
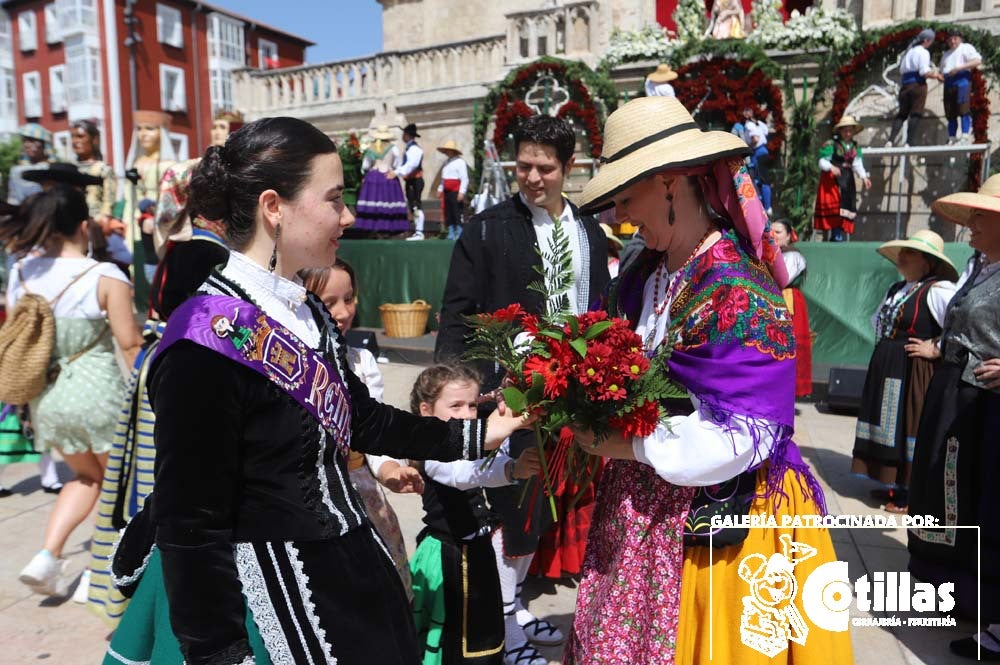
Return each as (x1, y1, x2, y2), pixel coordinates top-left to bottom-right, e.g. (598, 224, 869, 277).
(103, 549, 272, 665)
(410, 530, 504, 665)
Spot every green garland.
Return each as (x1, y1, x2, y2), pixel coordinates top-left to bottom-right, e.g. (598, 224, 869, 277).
(471, 57, 618, 195)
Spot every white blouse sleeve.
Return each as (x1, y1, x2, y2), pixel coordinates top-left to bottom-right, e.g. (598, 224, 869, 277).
(818, 157, 833, 172)
(783, 252, 806, 284)
(927, 281, 958, 328)
(425, 453, 514, 490)
(631, 397, 776, 486)
(353, 348, 384, 403)
(851, 157, 869, 180)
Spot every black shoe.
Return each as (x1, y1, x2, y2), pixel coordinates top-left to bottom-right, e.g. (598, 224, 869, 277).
(0, 488, 12, 498)
(950, 633, 1000, 661)
(41, 483, 63, 494)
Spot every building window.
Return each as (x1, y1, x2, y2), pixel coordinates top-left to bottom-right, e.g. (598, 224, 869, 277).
(168, 132, 189, 160)
(18, 11, 37, 51)
(49, 65, 66, 113)
(209, 13, 244, 64)
(258, 38, 278, 69)
(22, 71, 41, 117)
(156, 3, 183, 48)
(209, 68, 234, 112)
(65, 42, 101, 103)
(44, 4, 60, 43)
(52, 129, 71, 160)
(56, 0, 97, 34)
(160, 64, 186, 112)
(0, 67, 16, 118)
(0, 14, 9, 53)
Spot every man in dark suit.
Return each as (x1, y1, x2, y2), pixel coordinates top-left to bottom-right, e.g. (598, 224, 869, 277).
(435, 115, 610, 665)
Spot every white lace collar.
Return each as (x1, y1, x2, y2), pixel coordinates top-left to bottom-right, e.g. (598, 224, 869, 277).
(221, 251, 308, 312)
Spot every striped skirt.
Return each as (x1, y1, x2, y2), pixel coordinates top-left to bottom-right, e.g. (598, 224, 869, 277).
(87, 336, 160, 627)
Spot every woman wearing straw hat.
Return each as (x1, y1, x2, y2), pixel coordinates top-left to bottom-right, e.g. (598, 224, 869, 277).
(354, 125, 408, 236)
(566, 96, 850, 664)
(644, 64, 678, 98)
(851, 230, 958, 515)
(907, 174, 1000, 659)
(436, 140, 469, 240)
(813, 115, 872, 242)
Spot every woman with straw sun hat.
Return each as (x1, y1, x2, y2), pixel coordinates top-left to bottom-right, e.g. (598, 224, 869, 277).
(435, 139, 468, 240)
(851, 230, 958, 516)
(355, 125, 408, 236)
(907, 174, 1000, 660)
(644, 64, 678, 98)
(814, 114, 872, 242)
(565, 95, 850, 664)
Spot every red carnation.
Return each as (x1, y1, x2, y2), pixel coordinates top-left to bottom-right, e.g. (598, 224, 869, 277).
(609, 400, 660, 439)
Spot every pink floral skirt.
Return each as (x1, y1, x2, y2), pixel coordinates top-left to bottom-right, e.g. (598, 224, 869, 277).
(565, 459, 695, 664)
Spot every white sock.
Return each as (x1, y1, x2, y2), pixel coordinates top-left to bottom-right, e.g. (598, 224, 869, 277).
(493, 530, 532, 648)
(413, 209, 424, 234)
(38, 453, 59, 488)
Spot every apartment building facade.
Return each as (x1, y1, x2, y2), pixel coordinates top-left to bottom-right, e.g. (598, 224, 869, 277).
(0, 0, 311, 170)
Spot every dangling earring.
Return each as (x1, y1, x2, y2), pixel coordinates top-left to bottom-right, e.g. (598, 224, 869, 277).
(268, 223, 281, 273)
(667, 194, 676, 226)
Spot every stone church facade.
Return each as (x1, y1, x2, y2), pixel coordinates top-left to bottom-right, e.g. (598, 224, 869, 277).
(232, 0, 1000, 237)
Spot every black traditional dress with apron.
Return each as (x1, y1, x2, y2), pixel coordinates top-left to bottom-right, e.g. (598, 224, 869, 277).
(852, 277, 943, 499)
(111, 263, 491, 665)
(908, 260, 1000, 621)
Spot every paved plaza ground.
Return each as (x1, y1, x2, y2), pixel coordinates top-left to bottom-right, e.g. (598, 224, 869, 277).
(0, 361, 979, 664)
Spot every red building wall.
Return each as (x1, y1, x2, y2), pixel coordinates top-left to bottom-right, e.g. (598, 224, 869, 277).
(8, 0, 68, 131)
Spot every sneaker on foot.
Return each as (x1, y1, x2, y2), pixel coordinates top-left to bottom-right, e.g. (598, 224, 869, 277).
(71, 569, 91, 604)
(405, 232, 424, 241)
(19, 550, 70, 597)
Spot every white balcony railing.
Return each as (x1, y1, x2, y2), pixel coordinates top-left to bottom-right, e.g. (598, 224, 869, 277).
(233, 35, 506, 117)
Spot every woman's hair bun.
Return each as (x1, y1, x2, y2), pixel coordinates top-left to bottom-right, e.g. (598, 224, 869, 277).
(187, 145, 231, 223)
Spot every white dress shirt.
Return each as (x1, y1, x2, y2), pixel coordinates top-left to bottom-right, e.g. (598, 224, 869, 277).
(901, 45, 933, 76)
(396, 143, 424, 178)
(940, 42, 982, 76)
(519, 193, 587, 315)
(437, 156, 469, 196)
(644, 80, 676, 98)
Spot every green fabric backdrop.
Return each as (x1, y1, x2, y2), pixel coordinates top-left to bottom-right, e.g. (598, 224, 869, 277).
(338, 239, 974, 367)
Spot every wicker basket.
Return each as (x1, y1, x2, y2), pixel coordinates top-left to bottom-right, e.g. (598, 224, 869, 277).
(378, 299, 432, 338)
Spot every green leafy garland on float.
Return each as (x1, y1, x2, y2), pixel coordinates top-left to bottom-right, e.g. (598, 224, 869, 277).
(470, 57, 618, 195)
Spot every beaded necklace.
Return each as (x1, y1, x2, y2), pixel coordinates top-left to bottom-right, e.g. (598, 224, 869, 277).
(644, 227, 717, 351)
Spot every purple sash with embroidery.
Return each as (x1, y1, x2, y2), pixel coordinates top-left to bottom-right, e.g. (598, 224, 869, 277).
(155, 295, 352, 453)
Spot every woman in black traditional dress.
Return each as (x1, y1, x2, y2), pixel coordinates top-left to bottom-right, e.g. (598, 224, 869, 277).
(112, 117, 531, 665)
(852, 230, 957, 513)
(908, 174, 1000, 660)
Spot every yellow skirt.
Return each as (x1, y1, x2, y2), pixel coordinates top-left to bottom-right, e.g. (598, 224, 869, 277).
(676, 468, 854, 664)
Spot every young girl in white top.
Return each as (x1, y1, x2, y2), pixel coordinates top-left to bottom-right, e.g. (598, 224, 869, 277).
(300, 258, 422, 597)
(2, 185, 143, 597)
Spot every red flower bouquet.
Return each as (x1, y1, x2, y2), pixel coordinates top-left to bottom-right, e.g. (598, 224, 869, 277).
(465, 221, 685, 519)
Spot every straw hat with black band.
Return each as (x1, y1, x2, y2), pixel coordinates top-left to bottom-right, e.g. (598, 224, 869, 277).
(580, 96, 789, 287)
(580, 96, 750, 215)
(932, 173, 1000, 226)
(877, 229, 959, 282)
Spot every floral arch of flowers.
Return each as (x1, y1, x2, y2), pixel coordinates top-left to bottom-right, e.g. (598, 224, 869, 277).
(471, 57, 619, 189)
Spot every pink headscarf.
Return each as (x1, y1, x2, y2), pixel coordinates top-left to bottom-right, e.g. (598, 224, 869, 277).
(665, 158, 788, 288)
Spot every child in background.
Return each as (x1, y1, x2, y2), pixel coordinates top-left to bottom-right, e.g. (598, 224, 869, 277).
(300, 259, 421, 598)
(409, 365, 542, 665)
